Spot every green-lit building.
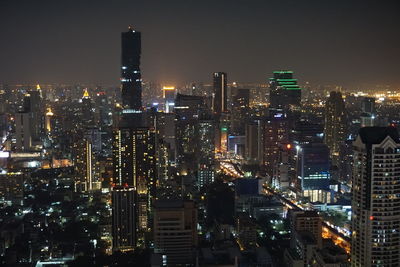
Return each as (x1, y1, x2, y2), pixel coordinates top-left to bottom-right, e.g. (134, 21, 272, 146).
(268, 70, 302, 110)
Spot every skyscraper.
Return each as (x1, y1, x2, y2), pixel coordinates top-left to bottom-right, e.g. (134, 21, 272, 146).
(121, 27, 142, 111)
(268, 71, 302, 110)
(212, 72, 227, 116)
(112, 27, 155, 249)
(324, 91, 346, 167)
(351, 127, 400, 266)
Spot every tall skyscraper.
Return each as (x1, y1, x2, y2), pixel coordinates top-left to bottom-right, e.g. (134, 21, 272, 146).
(212, 72, 227, 116)
(268, 71, 302, 110)
(112, 27, 155, 250)
(121, 27, 142, 111)
(351, 127, 400, 266)
(324, 91, 346, 167)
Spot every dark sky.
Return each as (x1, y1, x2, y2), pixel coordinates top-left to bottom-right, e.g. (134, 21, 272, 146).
(1, 0, 399, 88)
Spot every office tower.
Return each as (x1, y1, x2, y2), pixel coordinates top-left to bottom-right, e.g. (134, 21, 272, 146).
(162, 86, 175, 113)
(95, 91, 112, 127)
(351, 127, 400, 266)
(153, 200, 198, 265)
(245, 121, 263, 164)
(231, 88, 250, 135)
(15, 111, 31, 151)
(296, 143, 331, 203)
(197, 118, 215, 188)
(268, 71, 302, 110)
(212, 72, 227, 116)
(81, 89, 94, 126)
(175, 94, 210, 174)
(263, 111, 289, 176)
(23, 86, 42, 141)
(292, 120, 324, 145)
(360, 97, 376, 127)
(272, 143, 291, 189)
(121, 27, 142, 111)
(324, 91, 346, 167)
(73, 138, 94, 192)
(112, 186, 136, 251)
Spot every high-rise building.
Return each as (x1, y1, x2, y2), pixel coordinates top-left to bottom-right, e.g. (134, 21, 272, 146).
(263, 111, 289, 176)
(121, 27, 142, 111)
(175, 94, 210, 174)
(212, 72, 227, 116)
(153, 200, 198, 265)
(23, 85, 43, 141)
(113, 27, 155, 249)
(73, 138, 95, 192)
(296, 143, 331, 203)
(112, 186, 136, 251)
(351, 126, 400, 266)
(231, 88, 250, 135)
(268, 71, 302, 110)
(324, 91, 346, 167)
(81, 89, 94, 126)
(360, 97, 376, 127)
(162, 86, 175, 113)
(245, 120, 263, 164)
(15, 111, 31, 151)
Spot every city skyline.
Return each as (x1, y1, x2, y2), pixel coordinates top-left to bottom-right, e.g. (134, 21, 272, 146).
(1, 0, 400, 89)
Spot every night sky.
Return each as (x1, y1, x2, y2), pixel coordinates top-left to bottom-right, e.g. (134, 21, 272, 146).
(1, 0, 399, 88)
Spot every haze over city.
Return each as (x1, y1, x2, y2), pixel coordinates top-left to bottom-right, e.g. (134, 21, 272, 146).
(1, 0, 400, 88)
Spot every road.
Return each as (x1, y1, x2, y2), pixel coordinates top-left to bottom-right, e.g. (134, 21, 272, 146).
(263, 185, 351, 254)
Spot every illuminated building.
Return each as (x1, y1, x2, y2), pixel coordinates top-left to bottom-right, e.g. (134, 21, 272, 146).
(175, 94, 210, 174)
(324, 91, 346, 167)
(81, 88, 94, 126)
(284, 210, 323, 267)
(113, 27, 155, 249)
(212, 72, 227, 116)
(268, 70, 302, 110)
(197, 118, 215, 188)
(112, 186, 136, 251)
(112, 123, 156, 242)
(45, 107, 54, 133)
(153, 200, 198, 265)
(351, 127, 400, 267)
(0, 171, 24, 205)
(360, 97, 376, 127)
(162, 86, 175, 113)
(263, 111, 289, 176)
(296, 143, 332, 203)
(121, 27, 142, 111)
(73, 138, 94, 192)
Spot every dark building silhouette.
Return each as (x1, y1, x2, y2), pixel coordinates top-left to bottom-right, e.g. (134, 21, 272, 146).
(121, 27, 142, 110)
(269, 70, 301, 110)
(112, 186, 136, 251)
